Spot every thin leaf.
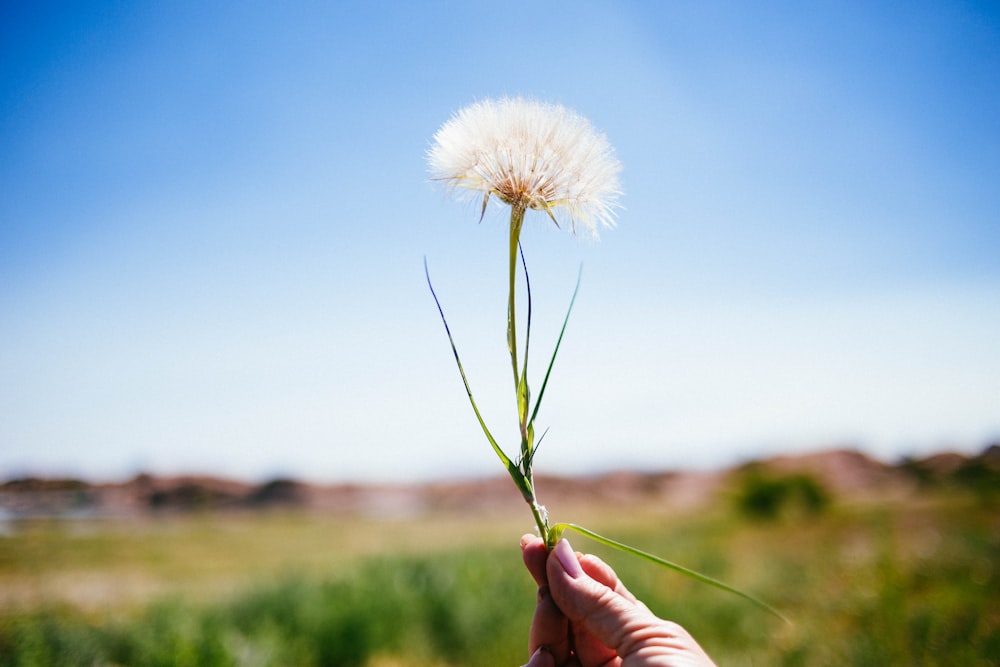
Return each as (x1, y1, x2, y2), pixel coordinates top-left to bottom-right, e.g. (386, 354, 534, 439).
(520, 243, 533, 386)
(518, 244, 533, 459)
(424, 258, 510, 471)
(549, 522, 790, 624)
(529, 264, 583, 426)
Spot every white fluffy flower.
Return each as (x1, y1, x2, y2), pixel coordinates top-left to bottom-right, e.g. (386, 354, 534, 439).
(428, 97, 622, 235)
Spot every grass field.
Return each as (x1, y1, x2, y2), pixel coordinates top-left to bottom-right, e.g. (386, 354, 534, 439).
(1, 484, 997, 666)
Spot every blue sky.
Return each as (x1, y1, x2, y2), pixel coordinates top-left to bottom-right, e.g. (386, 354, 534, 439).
(2, 1, 998, 483)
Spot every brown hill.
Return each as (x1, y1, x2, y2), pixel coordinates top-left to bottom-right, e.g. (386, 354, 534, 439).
(2, 445, 997, 520)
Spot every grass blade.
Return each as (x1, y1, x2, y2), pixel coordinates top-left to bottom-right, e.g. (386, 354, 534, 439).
(520, 243, 532, 388)
(529, 264, 582, 426)
(424, 258, 510, 470)
(550, 522, 790, 624)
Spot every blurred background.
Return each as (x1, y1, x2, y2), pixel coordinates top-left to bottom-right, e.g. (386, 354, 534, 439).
(3, 0, 998, 484)
(2, 3, 999, 665)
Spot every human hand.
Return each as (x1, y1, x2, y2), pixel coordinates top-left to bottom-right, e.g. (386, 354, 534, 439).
(520, 535, 717, 667)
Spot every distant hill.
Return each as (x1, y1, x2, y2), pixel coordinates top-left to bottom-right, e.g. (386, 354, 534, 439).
(2, 444, 997, 520)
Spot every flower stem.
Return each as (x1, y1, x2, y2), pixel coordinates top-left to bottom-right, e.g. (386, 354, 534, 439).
(528, 498, 549, 545)
(506, 204, 548, 543)
(507, 203, 526, 394)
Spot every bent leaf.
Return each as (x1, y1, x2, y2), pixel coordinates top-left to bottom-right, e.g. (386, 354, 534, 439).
(549, 522, 789, 624)
(424, 259, 521, 485)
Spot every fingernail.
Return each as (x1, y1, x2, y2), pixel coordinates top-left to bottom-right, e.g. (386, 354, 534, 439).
(553, 538, 584, 578)
(526, 646, 553, 667)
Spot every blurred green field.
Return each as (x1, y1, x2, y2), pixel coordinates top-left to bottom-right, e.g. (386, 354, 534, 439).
(1, 485, 997, 666)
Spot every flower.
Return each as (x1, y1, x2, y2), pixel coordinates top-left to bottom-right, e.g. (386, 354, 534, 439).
(428, 97, 622, 236)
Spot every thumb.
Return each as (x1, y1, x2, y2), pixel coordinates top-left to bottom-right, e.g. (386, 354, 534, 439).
(522, 646, 555, 667)
(546, 539, 655, 654)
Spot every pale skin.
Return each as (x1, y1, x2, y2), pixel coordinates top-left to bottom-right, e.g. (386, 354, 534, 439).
(520, 535, 718, 667)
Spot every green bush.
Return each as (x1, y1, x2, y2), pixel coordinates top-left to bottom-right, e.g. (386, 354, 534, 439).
(735, 470, 830, 520)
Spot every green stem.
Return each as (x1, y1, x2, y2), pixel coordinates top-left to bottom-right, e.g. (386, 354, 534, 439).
(507, 204, 526, 394)
(506, 205, 546, 542)
(528, 499, 549, 545)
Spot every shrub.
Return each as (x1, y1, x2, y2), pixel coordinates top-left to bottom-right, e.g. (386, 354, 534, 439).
(735, 470, 830, 520)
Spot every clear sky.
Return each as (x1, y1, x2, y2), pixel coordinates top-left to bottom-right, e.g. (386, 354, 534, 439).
(2, 1, 998, 483)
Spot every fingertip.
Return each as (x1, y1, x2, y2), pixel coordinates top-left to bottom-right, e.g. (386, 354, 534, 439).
(522, 535, 550, 586)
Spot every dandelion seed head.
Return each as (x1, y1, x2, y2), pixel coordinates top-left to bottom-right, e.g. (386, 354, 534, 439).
(428, 97, 622, 236)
